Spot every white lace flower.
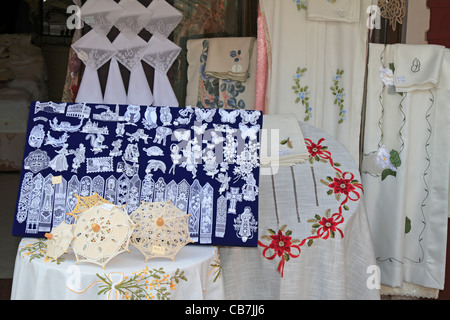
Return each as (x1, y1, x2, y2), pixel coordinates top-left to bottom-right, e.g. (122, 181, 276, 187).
(379, 67, 394, 86)
(376, 145, 397, 171)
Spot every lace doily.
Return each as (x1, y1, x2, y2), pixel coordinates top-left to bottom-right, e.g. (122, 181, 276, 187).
(44, 221, 74, 260)
(112, 33, 149, 72)
(73, 203, 136, 269)
(115, 0, 153, 39)
(378, 0, 406, 31)
(145, 0, 183, 38)
(142, 35, 181, 74)
(130, 201, 193, 262)
(80, 0, 124, 36)
(72, 30, 118, 70)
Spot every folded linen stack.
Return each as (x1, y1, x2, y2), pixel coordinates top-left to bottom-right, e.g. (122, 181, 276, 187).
(260, 114, 309, 168)
(186, 37, 257, 110)
(204, 37, 256, 82)
(393, 44, 446, 92)
(306, 0, 361, 23)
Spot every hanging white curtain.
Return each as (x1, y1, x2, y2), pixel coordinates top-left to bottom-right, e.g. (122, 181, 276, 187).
(259, 0, 374, 163)
(361, 43, 450, 297)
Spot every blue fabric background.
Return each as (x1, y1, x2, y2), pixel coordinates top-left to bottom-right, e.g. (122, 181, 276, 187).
(12, 102, 262, 247)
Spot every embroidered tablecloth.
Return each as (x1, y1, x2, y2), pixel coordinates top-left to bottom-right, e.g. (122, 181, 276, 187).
(220, 122, 380, 300)
(11, 238, 223, 300)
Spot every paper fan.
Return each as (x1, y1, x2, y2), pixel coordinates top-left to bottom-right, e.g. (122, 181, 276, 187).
(44, 222, 74, 260)
(67, 192, 112, 220)
(130, 201, 193, 262)
(72, 203, 136, 269)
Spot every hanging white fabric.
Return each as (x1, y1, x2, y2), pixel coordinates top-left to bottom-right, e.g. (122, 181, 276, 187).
(109, 33, 154, 105)
(361, 43, 450, 294)
(153, 69, 178, 107)
(72, 30, 118, 104)
(103, 58, 127, 105)
(259, 0, 374, 163)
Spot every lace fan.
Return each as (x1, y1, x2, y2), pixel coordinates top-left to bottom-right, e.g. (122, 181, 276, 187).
(44, 221, 74, 260)
(72, 203, 136, 269)
(130, 201, 193, 262)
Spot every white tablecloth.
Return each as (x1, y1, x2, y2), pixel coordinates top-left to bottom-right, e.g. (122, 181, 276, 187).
(11, 238, 224, 300)
(220, 122, 380, 300)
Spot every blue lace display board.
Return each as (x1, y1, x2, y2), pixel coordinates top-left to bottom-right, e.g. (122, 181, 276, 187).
(12, 102, 262, 247)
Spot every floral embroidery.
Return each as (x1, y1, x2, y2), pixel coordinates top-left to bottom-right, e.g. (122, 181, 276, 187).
(321, 171, 363, 209)
(259, 137, 362, 277)
(19, 240, 65, 264)
(377, 145, 401, 181)
(292, 67, 312, 121)
(258, 225, 301, 277)
(305, 138, 342, 170)
(307, 208, 344, 246)
(331, 69, 346, 124)
(220, 81, 247, 109)
(87, 267, 187, 300)
(293, 0, 307, 11)
(209, 250, 222, 283)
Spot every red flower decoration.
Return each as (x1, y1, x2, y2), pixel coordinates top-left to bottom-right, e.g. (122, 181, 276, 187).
(258, 226, 301, 277)
(328, 177, 355, 196)
(305, 138, 329, 159)
(311, 208, 345, 240)
(269, 231, 293, 257)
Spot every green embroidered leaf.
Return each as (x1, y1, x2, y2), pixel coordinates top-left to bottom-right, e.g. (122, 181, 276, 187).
(343, 205, 349, 211)
(284, 253, 290, 262)
(381, 169, 397, 181)
(307, 239, 314, 247)
(327, 189, 333, 196)
(315, 214, 322, 220)
(326, 176, 334, 182)
(389, 63, 395, 73)
(285, 230, 293, 237)
(405, 216, 412, 234)
(390, 150, 401, 168)
(312, 223, 321, 229)
(268, 229, 277, 235)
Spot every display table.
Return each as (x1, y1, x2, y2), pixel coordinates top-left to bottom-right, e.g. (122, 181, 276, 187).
(11, 238, 224, 300)
(220, 122, 381, 300)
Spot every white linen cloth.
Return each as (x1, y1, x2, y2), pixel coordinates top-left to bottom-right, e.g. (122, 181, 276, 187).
(11, 238, 224, 300)
(306, 0, 361, 23)
(153, 69, 179, 107)
(393, 44, 446, 92)
(259, 0, 374, 163)
(220, 122, 380, 300)
(72, 30, 118, 104)
(80, 0, 124, 36)
(361, 44, 450, 297)
(103, 59, 127, 104)
(260, 114, 309, 167)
